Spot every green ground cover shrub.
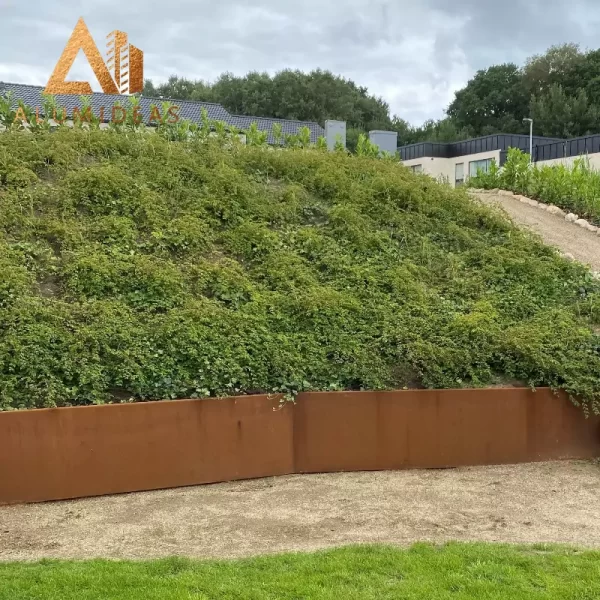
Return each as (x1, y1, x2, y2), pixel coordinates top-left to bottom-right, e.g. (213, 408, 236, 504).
(1, 129, 599, 411)
(470, 147, 600, 224)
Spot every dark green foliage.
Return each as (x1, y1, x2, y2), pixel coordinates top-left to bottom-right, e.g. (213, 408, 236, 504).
(144, 70, 392, 133)
(523, 43, 585, 96)
(144, 43, 600, 145)
(530, 85, 600, 139)
(447, 64, 530, 136)
(1, 130, 599, 411)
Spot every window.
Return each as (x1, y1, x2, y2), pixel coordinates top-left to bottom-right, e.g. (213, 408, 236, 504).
(455, 163, 464, 187)
(469, 158, 493, 178)
(410, 164, 423, 173)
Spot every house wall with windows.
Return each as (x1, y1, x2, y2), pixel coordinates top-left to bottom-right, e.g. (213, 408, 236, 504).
(398, 133, 564, 188)
(402, 149, 501, 187)
(403, 156, 454, 183)
(398, 133, 600, 185)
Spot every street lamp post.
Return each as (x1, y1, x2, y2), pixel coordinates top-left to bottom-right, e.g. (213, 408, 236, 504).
(523, 118, 533, 163)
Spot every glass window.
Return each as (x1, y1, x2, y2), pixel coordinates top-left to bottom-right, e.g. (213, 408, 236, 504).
(469, 158, 493, 178)
(410, 164, 423, 173)
(455, 163, 464, 187)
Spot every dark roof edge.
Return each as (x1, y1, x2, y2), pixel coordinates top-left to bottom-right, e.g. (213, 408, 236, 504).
(0, 81, 325, 138)
(231, 113, 323, 128)
(0, 81, 227, 109)
(398, 132, 565, 152)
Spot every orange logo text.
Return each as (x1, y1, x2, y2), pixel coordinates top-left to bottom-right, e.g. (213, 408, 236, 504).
(12, 105, 180, 125)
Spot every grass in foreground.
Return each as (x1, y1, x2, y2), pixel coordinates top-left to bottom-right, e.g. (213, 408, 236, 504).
(1, 544, 600, 599)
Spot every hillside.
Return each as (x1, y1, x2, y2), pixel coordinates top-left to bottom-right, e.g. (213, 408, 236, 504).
(1, 130, 599, 411)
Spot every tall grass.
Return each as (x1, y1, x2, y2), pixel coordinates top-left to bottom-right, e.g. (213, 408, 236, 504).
(470, 148, 600, 224)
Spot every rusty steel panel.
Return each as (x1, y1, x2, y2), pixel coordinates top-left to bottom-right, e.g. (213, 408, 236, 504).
(293, 389, 600, 473)
(1, 389, 599, 505)
(0, 395, 293, 505)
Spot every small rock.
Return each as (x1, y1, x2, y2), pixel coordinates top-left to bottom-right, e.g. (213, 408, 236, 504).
(565, 213, 579, 222)
(562, 253, 575, 261)
(546, 205, 566, 217)
(587, 224, 599, 233)
(526, 198, 540, 207)
(574, 218, 591, 229)
(498, 190, 514, 197)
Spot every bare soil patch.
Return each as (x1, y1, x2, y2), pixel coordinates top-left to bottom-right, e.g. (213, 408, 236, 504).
(1, 461, 599, 560)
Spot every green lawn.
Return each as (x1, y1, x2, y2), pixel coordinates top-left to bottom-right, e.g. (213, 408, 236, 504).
(1, 544, 600, 599)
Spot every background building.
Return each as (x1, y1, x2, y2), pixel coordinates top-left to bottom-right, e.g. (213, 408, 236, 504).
(398, 134, 564, 187)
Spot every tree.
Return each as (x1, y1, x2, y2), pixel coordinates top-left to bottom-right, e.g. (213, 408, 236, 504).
(390, 116, 473, 145)
(142, 42, 600, 149)
(143, 69, 393, 132)
(447, 64, 529, 136)
(522, 43, 584, 96)
(572, 49, 600, 104)
(530, 84, 600, 138)
(143, 75, 214, 103)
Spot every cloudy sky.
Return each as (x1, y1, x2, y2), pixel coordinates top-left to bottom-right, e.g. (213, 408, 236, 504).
(1, 0, 600, 124)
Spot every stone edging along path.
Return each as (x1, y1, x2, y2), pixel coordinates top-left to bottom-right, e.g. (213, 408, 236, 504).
(470, 188, 600, 234)
(469, 188, 600, 278)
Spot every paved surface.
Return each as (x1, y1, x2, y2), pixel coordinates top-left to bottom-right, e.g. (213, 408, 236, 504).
(1, 461, 599, 560)
(472, 191, 600, 272)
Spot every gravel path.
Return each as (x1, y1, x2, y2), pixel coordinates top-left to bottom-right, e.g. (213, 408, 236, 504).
(472, 191, 600, 272)
(1, 461, 599, 561)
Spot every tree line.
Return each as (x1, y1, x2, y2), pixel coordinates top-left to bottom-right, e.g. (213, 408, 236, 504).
(143, 44, 600, 148)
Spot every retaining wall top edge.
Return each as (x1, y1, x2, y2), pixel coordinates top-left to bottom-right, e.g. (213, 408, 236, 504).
(0, 388, 556, 416)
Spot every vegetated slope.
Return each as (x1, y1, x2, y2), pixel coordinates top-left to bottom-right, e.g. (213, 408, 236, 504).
(0, 130, 599, 411)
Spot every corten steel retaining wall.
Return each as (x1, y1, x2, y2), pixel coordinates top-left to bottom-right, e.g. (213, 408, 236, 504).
(1, 388, 599, 505)
(0, 395, 294, 505)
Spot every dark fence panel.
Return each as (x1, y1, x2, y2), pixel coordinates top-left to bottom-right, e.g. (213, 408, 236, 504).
(398, 135, 565, 162)
(534, 135, 600, 162)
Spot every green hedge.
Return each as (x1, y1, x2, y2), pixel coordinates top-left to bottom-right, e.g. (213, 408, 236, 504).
(1, 130, 599, 410)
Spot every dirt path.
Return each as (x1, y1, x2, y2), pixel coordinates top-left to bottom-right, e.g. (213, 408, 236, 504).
(1, 461, 599, 561)
(472, 191, 600, 272)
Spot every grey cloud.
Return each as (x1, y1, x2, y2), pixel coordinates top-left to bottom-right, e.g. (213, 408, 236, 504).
(426, 0, 600, 69)
(1, 0, 599, 124)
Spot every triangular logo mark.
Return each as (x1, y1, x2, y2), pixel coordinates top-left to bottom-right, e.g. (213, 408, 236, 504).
(44, 18, 143, 95)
